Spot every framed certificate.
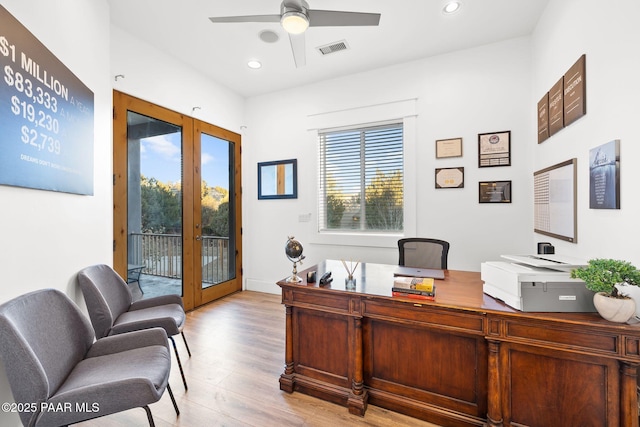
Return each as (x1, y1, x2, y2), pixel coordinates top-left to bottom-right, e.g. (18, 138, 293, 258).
(435, 167, 464, 188)
(435, 138, 463, 159)
(478, 131, 511, 167)
(479, 181, 511, 203)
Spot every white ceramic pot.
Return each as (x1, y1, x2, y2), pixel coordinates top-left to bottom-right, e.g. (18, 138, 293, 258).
(614, 282, 640, 321)
(593, 292, 636, 323)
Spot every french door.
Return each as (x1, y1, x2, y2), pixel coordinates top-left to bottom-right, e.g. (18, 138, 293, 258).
(113, 91, 242, 310)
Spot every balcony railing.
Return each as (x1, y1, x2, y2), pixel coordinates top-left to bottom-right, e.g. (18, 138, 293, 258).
(128, 233, 229, 284)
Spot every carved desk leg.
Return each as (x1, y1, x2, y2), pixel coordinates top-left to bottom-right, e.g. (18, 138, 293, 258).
(487, 339, 504, 427)
(620, 361, 639, 427)
(279, 304, 295, 392)
(348, 316, 368, 416)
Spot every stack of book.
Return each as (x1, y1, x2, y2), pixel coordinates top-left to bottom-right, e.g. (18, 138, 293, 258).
(392, 277, 436, 300)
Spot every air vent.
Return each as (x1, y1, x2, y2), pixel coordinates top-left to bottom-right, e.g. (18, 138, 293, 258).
(316, 40, 349, 55)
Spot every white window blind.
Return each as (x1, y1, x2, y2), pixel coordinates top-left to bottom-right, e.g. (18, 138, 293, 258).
(319, 122, 403, 232)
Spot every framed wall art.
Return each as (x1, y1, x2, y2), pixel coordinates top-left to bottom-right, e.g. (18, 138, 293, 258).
(536, 54, 587, 142)
(564, 54, 586, 126)
(589, 140, 620, 209)
(478, 131, 511, 167)
(479, 181, 511, 203)
(548, 77, 564, 136)
(537, 93, 549, 144)
(258, 158, 297, 199)
(435, 167, 464, 188)
(435, 138, 463, 159)
(0, 5, 95, 195)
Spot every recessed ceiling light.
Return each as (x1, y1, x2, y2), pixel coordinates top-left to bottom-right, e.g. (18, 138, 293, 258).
(443, 1, 462, 14)
(247, 60, 262, 69)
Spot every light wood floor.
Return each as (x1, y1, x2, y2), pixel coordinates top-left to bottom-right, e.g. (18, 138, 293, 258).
(78, 291, 439, 427)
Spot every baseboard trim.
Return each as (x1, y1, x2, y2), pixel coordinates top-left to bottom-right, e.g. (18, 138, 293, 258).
(245, 278, 281, 295)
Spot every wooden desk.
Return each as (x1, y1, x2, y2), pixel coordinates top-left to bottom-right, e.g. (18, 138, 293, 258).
(277, 260, 640, 427)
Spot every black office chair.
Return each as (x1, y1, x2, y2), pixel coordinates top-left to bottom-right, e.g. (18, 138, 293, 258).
(398, 238, 450, 269)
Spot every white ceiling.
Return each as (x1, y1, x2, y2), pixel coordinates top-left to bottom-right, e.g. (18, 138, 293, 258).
(108, 0, 549, 98)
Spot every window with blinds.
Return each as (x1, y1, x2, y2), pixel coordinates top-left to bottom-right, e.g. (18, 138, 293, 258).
(318, 122, 403, 232)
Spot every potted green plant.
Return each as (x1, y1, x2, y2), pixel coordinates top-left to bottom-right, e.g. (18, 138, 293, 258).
(571, 259, 640, 322)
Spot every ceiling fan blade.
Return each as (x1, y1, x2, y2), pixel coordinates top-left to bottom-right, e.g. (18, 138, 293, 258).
(307, 10, 381, 27)
(209, 14, 280, 24)
(289, 33, 306, 68)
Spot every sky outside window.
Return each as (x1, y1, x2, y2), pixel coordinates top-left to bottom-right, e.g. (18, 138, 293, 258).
(140, 132, 229, 189)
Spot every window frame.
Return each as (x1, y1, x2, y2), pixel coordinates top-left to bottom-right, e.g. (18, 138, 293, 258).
(318, 120, 405, 234)
(306, 114, 416, 249)
(305, 99, 417, 248)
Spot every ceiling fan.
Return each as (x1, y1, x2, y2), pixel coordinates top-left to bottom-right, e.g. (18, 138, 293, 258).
(209, 0, 381, 68)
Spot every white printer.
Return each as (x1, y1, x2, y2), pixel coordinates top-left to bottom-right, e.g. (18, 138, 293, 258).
(481, 254, 597, 312)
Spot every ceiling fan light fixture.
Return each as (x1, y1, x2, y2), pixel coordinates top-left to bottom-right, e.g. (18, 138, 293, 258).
(281, 11, 309, 34)
(443, 1, 462, 14)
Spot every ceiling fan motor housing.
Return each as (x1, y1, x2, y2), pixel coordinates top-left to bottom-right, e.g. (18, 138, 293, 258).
(280, 0, 310, 34)
(281, 0, 310, 16)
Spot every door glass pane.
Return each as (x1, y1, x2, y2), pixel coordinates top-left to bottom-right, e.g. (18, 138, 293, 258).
(127, 111, 183, 299)
(200, 133, 235, 289)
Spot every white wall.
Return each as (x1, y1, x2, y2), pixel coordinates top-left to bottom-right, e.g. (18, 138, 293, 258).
(243, 37, 535, 293)
(531, 0, 640, 265)
(110, 25, 244, 133)
(0, 1, 112, 425)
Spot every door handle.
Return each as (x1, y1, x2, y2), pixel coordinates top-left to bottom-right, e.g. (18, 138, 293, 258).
(195, 235, 202, 241)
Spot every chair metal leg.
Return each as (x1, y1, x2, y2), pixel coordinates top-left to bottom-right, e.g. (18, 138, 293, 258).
(166, 383, 180, 416)
(169, 336, 188, 390)
(143, 405, 155, 427)
(181, 331, 192, 357)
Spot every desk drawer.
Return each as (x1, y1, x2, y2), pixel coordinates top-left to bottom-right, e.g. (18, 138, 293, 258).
(490, 316, 620, 357)
(286, 288, 351, 313)
(363, 299, 485, 335)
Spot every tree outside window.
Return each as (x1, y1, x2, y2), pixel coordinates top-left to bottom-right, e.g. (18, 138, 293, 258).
(319, 123, 403, 232)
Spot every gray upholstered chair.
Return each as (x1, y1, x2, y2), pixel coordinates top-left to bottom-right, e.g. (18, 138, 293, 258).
(0, 288, 179, 427)
(398, 238, 450, 269)
(78, 264, 191, 390)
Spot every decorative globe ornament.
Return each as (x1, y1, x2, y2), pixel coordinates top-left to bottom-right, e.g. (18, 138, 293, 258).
(285, 236, 305, 282)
